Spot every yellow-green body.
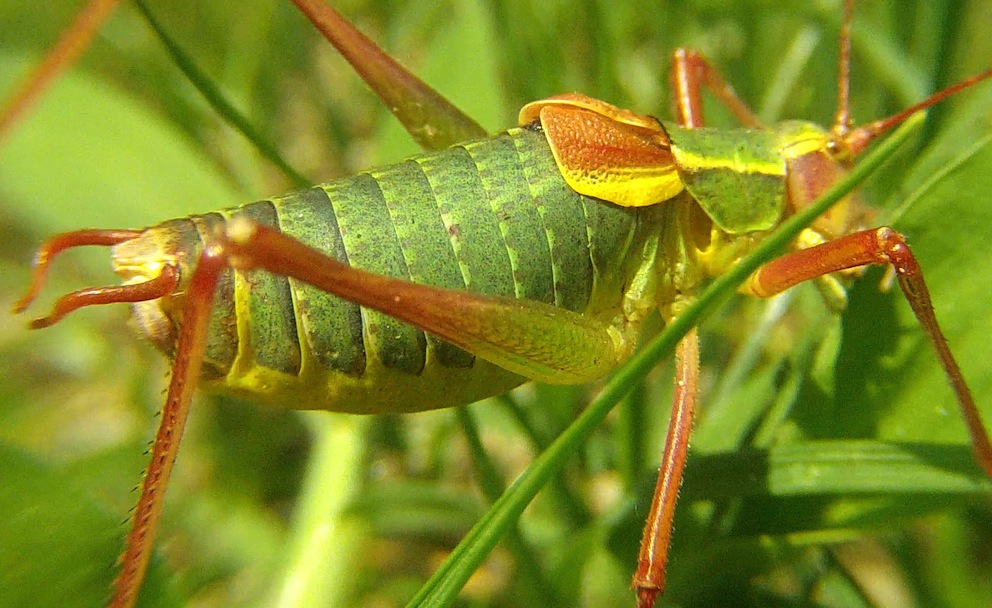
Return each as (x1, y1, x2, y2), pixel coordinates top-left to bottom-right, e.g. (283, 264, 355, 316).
(115, 127, 655, 412)
(113, 109, 846, 416)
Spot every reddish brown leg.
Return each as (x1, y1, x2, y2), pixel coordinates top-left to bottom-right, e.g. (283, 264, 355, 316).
(744, 227, 992, 477)
(13, 229, 188, 608)
(625, 46, 769, 608)
(632, 329, 700, 607)
(108, 244, 225, 608)
(289, 0, 485, 150)
(669, 49, 764, 129)
(0, 0, 121, 142)
(627, 43, 770, 608)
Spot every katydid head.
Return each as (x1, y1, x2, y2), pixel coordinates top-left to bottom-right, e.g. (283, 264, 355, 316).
(771, 120, 869, 240)
(806, 70, 991, 244)
(776, 64, 992, 241)
(776, 0, 992, 238)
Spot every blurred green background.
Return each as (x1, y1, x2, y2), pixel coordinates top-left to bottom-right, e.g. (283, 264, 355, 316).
(1, 0, 991, 606)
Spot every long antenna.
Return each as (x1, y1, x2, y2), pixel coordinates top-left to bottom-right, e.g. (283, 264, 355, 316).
(842, 68, 992, 156)
(832, 0, 855, 139)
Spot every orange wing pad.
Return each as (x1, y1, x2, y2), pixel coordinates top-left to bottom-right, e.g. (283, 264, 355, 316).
(521, 95, 684, 207)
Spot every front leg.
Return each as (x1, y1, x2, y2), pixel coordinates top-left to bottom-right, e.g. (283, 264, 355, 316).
(743, 227, 992, 477)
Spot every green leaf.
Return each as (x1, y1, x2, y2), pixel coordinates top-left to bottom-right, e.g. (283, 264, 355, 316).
(0, 444, 178, 608)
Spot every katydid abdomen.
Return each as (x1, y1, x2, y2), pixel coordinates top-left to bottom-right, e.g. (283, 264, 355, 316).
(112, 125, 657, 413)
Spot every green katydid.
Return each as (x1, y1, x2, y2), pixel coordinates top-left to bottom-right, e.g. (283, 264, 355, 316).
(3, 0, 992, 607)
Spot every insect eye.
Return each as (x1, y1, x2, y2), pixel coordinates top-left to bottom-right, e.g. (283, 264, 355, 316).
(825, 138, 850, 161)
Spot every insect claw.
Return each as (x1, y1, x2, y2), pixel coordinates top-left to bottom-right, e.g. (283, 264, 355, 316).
(27, 314, 61, 330)
(636, 587, 660, 608)
(11, 297, 33, 316)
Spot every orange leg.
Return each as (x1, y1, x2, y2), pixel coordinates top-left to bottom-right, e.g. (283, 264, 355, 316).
(109, 243, 224, 608)
(629, 31, 777, 607)
(631, 328, 700, 607)
(628, 39, 769, 608)
(13, 228, 184, 608)
(21, 235, 231, 608)
(669, 48, 764, 130)
(744, 227, 992, 477)
(0, 0, 121, 142)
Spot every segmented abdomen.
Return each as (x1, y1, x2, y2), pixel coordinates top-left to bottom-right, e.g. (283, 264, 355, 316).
(131, 127, 644, 413)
